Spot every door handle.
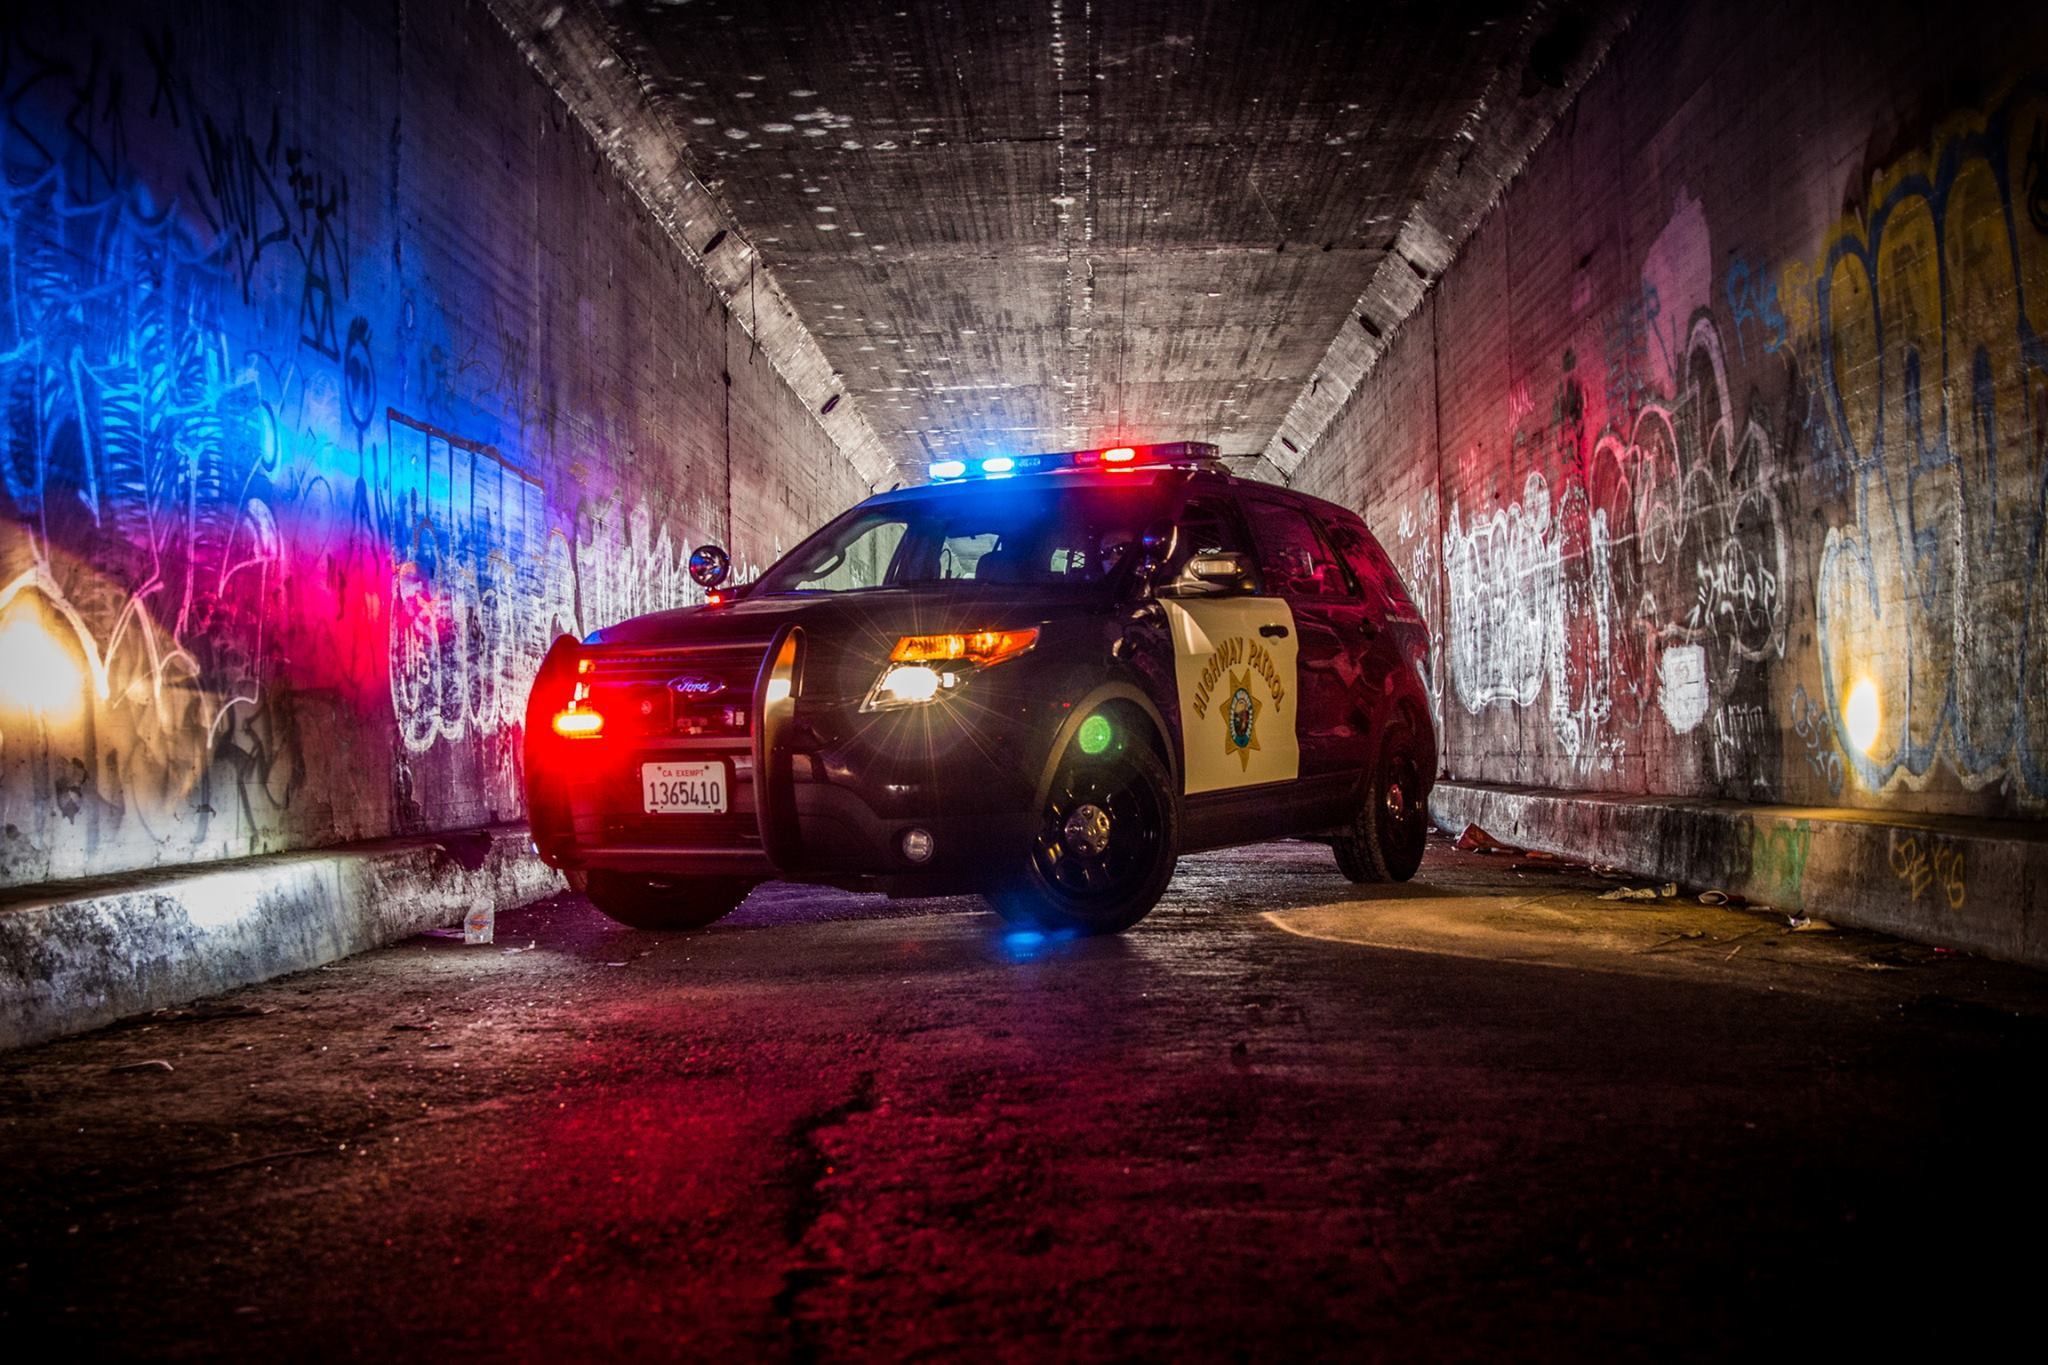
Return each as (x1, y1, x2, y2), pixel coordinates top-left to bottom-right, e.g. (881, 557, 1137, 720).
(1259, 623, 1289, 638)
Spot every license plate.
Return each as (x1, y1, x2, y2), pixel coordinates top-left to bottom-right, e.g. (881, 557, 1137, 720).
(640, 760, 728, 815)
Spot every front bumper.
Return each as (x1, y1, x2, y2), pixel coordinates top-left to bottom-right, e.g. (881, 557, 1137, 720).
(529, 628, 1054, 887)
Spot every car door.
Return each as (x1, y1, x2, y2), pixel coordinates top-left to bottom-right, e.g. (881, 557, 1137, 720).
(1237, 494, 1375, 782)
(1154, 492, 1302, 797)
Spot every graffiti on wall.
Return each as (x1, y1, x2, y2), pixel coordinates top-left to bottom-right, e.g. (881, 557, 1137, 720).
(1887, 828, 1967, 911)
(0, 17, 752, 883)
(1441, 312, 1789, 780)
(1812, 84, 2048, 804)
(1788, 682, 1845, 798)
(1391, 489, 1445, 737)
(0, 29, 347, 876)
(1726, 815, 1813, 909)
(384, 411, 577, 757)
(1412, 76, 2047, 814)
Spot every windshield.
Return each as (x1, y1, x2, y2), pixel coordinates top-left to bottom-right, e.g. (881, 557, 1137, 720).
(753, 483, 1169, 595)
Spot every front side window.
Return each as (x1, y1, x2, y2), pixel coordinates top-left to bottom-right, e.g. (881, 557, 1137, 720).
(752, 484, 1171, 594)
(778, 517, 908, 592)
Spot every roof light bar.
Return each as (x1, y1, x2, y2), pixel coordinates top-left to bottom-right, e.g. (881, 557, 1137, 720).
(925, 441, 1221, 482)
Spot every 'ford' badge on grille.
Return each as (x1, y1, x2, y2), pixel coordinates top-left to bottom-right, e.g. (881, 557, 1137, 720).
(668, 673, 726, 699)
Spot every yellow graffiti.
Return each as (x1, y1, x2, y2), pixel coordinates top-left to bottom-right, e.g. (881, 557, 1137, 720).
(1887, 830, 1967, 911)
(1803, 82, 2048, 802)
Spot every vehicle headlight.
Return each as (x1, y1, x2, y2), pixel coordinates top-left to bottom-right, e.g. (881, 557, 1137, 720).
(861, 628, 1039, 711)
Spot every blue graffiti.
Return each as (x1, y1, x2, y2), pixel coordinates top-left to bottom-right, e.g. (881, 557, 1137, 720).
(1724, 254, 1789, 365)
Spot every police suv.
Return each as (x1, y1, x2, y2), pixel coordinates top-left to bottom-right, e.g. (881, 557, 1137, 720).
(524, 442, 1436, 934)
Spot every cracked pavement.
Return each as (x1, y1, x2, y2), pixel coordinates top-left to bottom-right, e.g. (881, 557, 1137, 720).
(4, 837, 2046, 1359)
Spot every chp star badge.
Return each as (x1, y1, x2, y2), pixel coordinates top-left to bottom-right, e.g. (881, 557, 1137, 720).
(1223, 668, 1261, 770)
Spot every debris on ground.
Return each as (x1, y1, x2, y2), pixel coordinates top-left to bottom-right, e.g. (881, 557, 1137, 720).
(501, 941, 538, 955)
(1787, 915, 1836, 932)
(1698, 890, 1731, 906)
(110, 1058, 175, 1074)
(464, 904, 495, 946)
(1598, 886, 1661, 901)
(1454, 824, 1523, 855)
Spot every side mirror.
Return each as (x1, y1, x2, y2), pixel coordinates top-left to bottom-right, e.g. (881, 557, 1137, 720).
(688, 544, 732, 590)
(1188, 551, 1256, 592)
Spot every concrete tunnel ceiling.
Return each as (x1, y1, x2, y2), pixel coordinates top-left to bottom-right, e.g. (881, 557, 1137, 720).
(503, 0, 1631, 488)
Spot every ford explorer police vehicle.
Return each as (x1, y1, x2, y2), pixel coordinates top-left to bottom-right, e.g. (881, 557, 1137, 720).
(523, 442, 1435, 934)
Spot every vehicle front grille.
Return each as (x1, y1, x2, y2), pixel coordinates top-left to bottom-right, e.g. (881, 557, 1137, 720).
(566, 639, 772, 856)
(583, 639, 772, 739)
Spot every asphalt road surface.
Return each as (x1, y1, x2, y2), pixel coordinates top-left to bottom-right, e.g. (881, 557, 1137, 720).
(5, 836, 2047, 1360)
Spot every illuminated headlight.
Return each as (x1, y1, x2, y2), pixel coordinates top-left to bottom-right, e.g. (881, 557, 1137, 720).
(860, 627, 1039, 712)
(869, 663, 945, 709)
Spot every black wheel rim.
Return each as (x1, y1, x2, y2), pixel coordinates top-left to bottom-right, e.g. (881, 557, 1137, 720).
(1378, 752, 1427, 866)
(1032, 761, 1163, 906)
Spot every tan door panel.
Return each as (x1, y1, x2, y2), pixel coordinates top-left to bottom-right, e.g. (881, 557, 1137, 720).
(1163, 598, 1301, 795)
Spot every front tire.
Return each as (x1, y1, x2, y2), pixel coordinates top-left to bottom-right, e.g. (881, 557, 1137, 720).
(1332, 723, 1430, 883)
(987, 740, 1178, 934)
(585, 872, 755, 930)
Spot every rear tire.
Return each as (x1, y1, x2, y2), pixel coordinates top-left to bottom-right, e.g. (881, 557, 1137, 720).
(1332, 836, 1376, 883)
(585, 872, 755, 930)
(1332, 723, 1430, 883)
(986, 739, 1178, 935)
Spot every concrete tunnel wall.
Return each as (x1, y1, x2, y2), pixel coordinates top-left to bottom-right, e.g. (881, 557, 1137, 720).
(1291, 0, 2048, 831)
(0, 0, 872, 890)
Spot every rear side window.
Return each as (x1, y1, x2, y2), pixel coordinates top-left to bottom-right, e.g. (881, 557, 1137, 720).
(1242, 498, 1355, 599)
(1325, 518, 1419, 615)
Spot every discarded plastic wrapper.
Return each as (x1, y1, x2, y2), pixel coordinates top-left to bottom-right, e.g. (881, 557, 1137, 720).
(1698, 890, 1730, 906)
(464, 903, 495, 945)
(1598, 886, 1660, 902)
(1787, 915, 1835, 932)
(1454, 824, 1524, 856)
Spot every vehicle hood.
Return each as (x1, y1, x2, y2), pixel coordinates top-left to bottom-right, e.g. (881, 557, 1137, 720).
(584, 587, 1107, 702)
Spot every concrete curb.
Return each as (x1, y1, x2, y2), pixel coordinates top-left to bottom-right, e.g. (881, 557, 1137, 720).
(0, 828, 563, 1051)
(1430, 782, 2048, 968)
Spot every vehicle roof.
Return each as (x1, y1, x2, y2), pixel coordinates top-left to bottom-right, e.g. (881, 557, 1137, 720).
(859, 462, 1362, 523)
